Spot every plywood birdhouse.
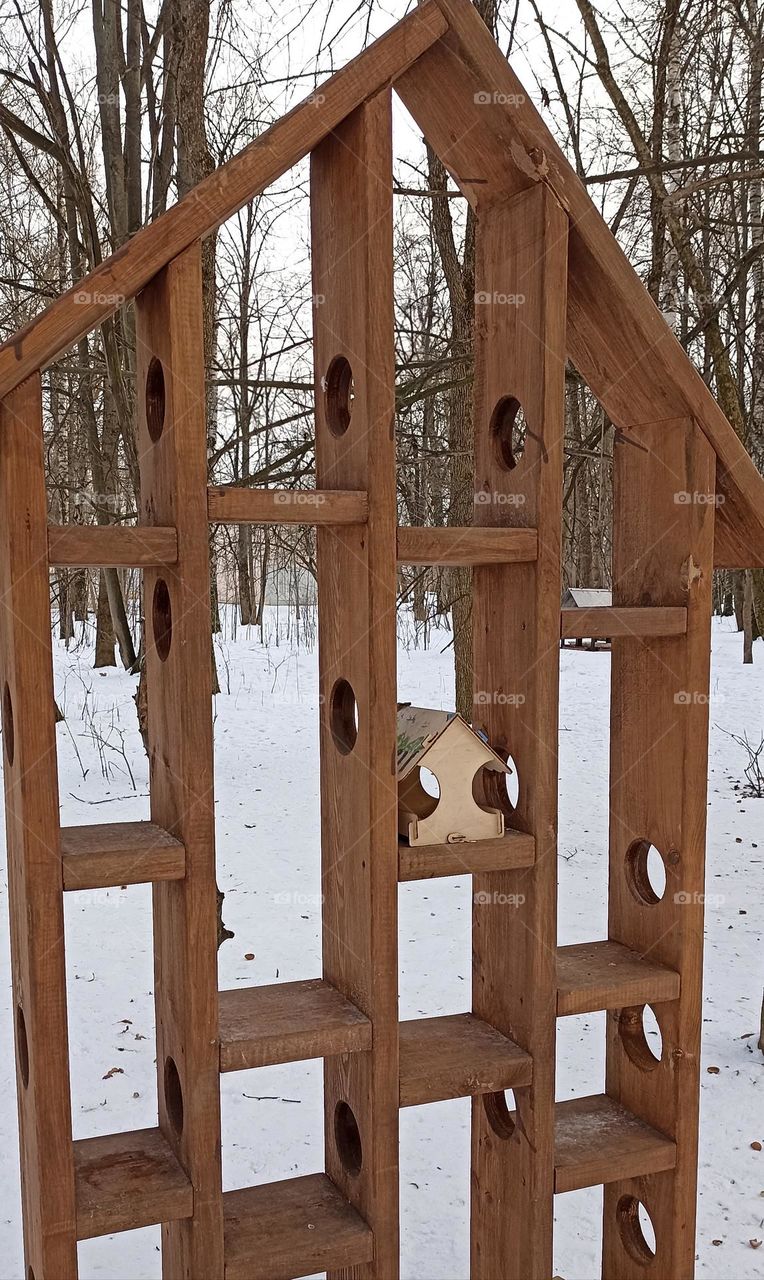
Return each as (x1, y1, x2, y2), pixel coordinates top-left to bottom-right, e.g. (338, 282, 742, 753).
(397, 705, 511, 846)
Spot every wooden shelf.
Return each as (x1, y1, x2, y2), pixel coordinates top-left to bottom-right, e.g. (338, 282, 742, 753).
(560, 605, 687, 640)
(399, 1013, 532, 1107)
(398, 829, 534, 881)
(48, 524, 178, 568)
(74, 1127, 193, 1239)
(556, 940, 680, 1016)
(224, 1173, 373, 1280)
(219, 978, 371, 1071)
(208, 486, 368, 526)
(61, 821, 186, 891)
(397, 525, 538, 566)
(554, 1094, 676, 1193)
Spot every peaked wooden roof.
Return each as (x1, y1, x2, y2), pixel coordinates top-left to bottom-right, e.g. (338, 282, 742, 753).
(1, 0, 761, 567)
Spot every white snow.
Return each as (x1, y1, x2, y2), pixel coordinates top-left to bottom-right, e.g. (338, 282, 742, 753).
(0, 611, 761, 1279)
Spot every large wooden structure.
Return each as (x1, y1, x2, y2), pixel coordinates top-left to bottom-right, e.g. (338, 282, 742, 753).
(1, 2, 762, 1277)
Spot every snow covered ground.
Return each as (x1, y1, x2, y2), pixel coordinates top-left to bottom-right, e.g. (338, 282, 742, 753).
(0, 609, 761, 1279)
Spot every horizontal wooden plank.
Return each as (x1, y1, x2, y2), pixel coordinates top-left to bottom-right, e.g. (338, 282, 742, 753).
(208, 486, 368, 525)
(560, 606, 687, 640)
(61, 822, 185, 891)
(224, 1173, 374, 1280)
(48, 524, 177, 568)
(398, 829, 534, 881)
(219, 978, 371, 1071)
(399, 1013, 532, 1107)
(554, 1094, 676, 1193)
(397, 526, 538, 566)
(74, 1127, 193, 1239)
(556, 940, 680, 1017)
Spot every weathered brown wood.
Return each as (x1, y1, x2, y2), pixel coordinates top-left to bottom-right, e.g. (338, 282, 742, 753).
(208, 486, 368, 525)
(61, 822, 186, 891)
(224, 1174, 374, 1280)
(48, 524, 178, 567)
(0, 2, 446, 400)
(73, 1128, 193, 1239)
(136, 245, 224, 1277)
(604, 417, 715, 1279)
(312, 91, 399, 1280)
(469, 185, 567, 1280)
(398, 830, 535, 881)
(219, 979, 372, 1071)
(397, 525, 537, 565)
(399, 1014, 532, 1108)
(0, 375, 78, 1278)
(557, 941, 680, 1017)
(554, 1096, 676, 1194)
(560, 607, 687, 641)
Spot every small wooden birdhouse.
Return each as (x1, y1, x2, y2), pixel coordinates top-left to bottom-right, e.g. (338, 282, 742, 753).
(397, 705, 511, 847)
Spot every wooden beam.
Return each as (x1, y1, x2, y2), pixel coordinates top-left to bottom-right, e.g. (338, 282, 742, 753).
(560, 606, 687, 640)
(554, 1096, 676, 1194)
(398, 829, 535, 881)
(399, 1015, 532, 1107)
(0, 375, 78, 1277)
(61, 821, 186, 891)
(218, 980, 372, 1071)
(397, 525, 537, 565)
(136, 245, 224, 1277)
(74, 1128, 193, 1240)
(312, 91, 399, 1279)
(556, 941, 680, 1017)
(208, 486, 368, 525)
(48, 524, 177, 567)
(0, 2, 446, 398)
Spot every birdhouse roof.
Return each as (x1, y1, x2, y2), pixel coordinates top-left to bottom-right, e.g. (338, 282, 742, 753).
(396, 705, 510, 781)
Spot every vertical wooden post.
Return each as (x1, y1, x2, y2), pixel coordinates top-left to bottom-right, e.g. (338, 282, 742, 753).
(604, 417, 715, 1279)
(470, 185, 568, 1280)
(0, 374, 78, 1279)
(135, 246, 224, 1278)
(311, 89, 399, 1279)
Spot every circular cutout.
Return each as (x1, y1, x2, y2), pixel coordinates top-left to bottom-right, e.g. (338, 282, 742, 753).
(618, 1004, 663, 1072)
(476, 751, 519, 817)
(484, 1089, 516, 1140)
(330, 678, 358, 755)
(419, 767, 440, 799)
(164, 1056, 184, 1135)
(146, 356, 166, 442)
(334, 1100, 363, 1176)
(324, 355, 354, 436)
(616, 1194, 656, 1265)
(3, 682, 14, 766)
(16, 1004, 29, 1088)
(625, 839, 667, 905)
(152, 579, 173, 662)
(490, 396, 527, 470)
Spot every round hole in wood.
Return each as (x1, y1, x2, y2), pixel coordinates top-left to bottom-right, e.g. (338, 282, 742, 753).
(616, 1194, 656, 1265)
(475, 750, 519, 817)
(419, 766, 440, 800)
(16, 1004, 29, 1088)
(483, 1089, 516, 1140)
(324, 355, 354, 436)
(490, 396, 527, 470)
(3, 681, 14, 766)
(164, 1055, 184, 1136)
(146, 356, 166, 442)
(334, 1100, 363, 1176)
(330, 678, 358, 755)
(152, 578, 173, 662)
(625, 839, 668, 904)
(618, 1004, 663, 1072)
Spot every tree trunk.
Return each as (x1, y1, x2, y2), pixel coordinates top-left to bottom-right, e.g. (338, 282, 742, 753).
(94, 570, 117, 667)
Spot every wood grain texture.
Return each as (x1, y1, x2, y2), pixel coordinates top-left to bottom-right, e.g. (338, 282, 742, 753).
(554, 1095, 676, 1194)
(560, 607, 687, 640)
(0, 375, 78, 1278)
(469, 185, 568, 1280)
(398, 829, 535, 881)
(312, 92, 399, 1280)
(556, 941, 680, 1017)
(219, 979, 372, 1071)
(74, 1128, 193, 1239)
(223, 1174, 374, 1280)
(604, 417, 715, 1279)
(399, 1014, 532, 1107)
(396, 525, 537, 565)
(0, 2, 446, 398)
(47, 524, 177, 567)
(208, 486, 368, 525)
(61, 821, 185, 890)
(136, 245, 224, 1277)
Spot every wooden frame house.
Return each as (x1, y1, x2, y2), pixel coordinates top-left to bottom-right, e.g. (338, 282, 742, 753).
(1, 1, 763, 1277)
